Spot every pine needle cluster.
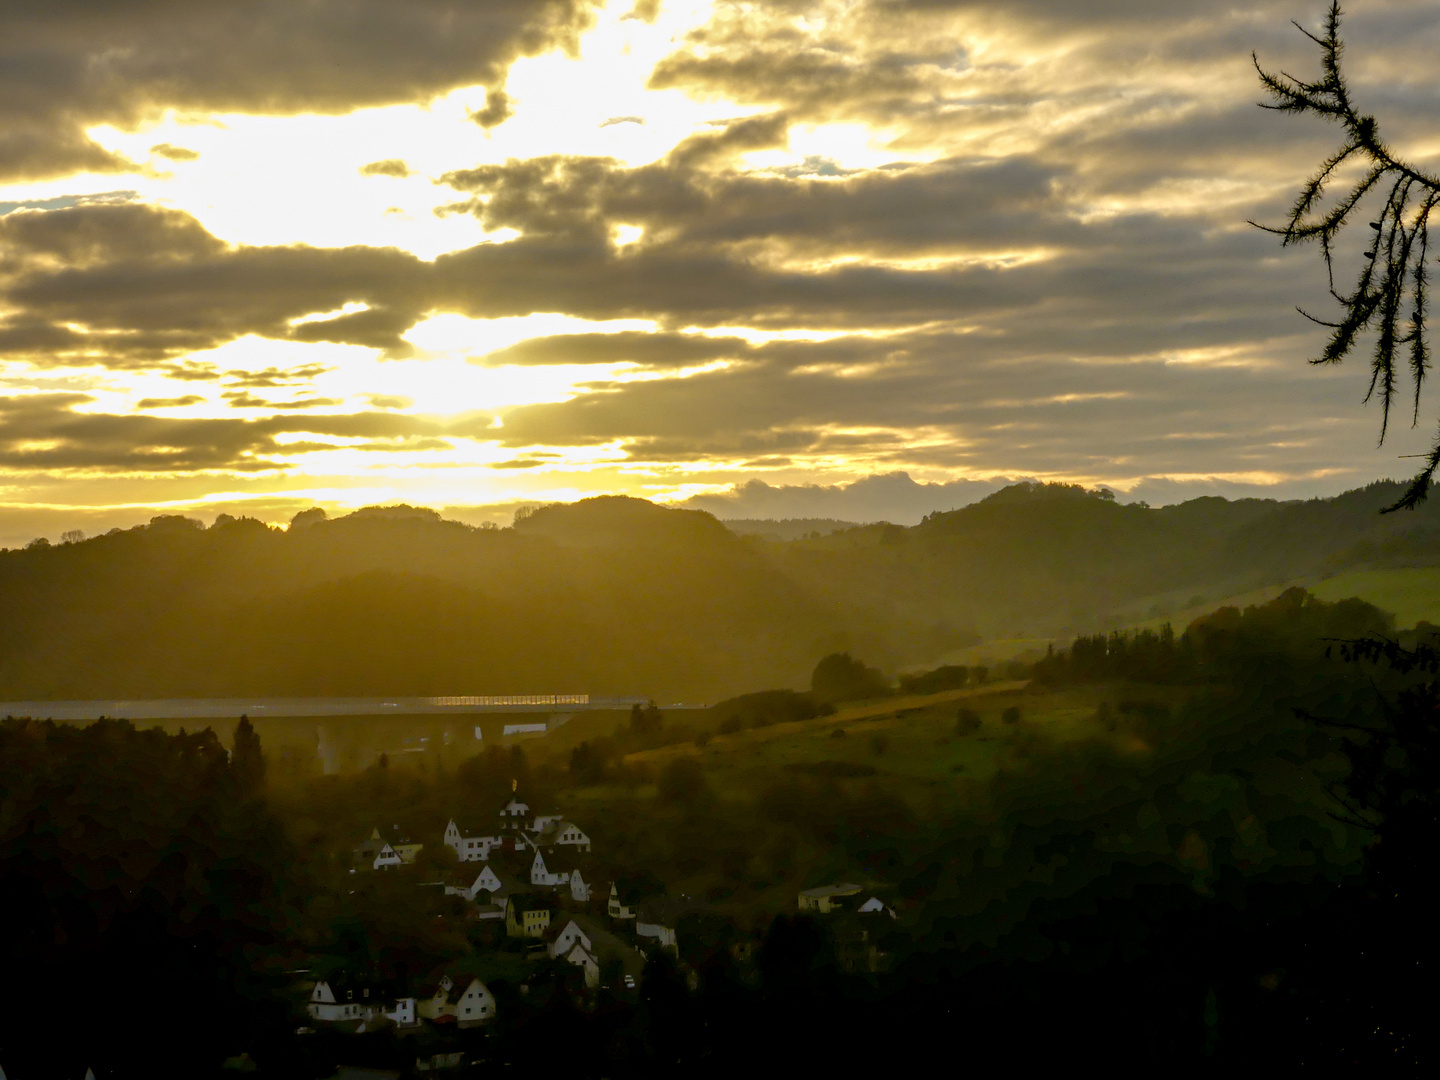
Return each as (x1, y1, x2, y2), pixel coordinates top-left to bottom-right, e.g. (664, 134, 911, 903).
(1253, 3, 1440, 510)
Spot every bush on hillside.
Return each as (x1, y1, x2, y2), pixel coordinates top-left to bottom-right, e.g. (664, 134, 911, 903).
(708, 689, 833, 733)
(811, 653, 891, 704)
(897, 664, 969, 696)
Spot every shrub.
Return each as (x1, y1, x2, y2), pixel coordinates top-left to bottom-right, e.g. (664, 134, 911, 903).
(897, 664, 969, 696)
(658, 757, 706, 803)
(830, 727, 847, 739)
(811, 652, 892, 703)
(955, 708, 981, 736)
(709, 689, 831, 731)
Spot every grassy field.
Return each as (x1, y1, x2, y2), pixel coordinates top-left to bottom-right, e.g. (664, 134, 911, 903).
(615, 681, 1166, 815)
(1123, 565, 1440, 636)
(1308, 567, 1440, 627)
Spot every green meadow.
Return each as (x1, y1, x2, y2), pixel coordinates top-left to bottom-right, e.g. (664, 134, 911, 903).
(1127, 565, 1440, 636)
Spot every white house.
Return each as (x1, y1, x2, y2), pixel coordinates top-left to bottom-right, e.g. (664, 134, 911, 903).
(547, 915, 645, 990)
(569, 865, 592, 904)
(308, 978, 413, 1027)
(857, 896, 898, 919)
(552, 915, 639, 990)
(308, 980, 370, 1023)
(529, 849, 576, 889)
(636, 900, 684, 952)
(454, 978, 495, 1027)
(372, 844, 403, 870)
(418, 975, 495, 1028)
(447, 863, 505, 901)
(352, 835, 403, 871)
(443, 818, 503, 862)
(548, 917, 594, 960)
(385, 997, 418, 1028)
(534, 819, 592, 852)
(561, 940, 601, 988)
(608, 881, 636, 920)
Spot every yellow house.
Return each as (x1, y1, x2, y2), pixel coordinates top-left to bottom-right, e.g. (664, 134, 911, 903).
(371, 827, 423, 864)
(798, 883, 862, 914)
(506, 894, 552, 939)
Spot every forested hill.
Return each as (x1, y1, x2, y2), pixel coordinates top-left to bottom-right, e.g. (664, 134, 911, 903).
(758, 477, 1440, 643)
(2, 481, 1436, 701)
(0, 498, 844, 702)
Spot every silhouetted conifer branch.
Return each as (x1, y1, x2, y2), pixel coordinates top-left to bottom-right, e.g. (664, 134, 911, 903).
(1252, 3, 1440, 510)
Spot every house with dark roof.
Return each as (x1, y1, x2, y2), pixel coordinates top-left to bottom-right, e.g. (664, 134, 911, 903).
(307, 976, 417, 1030)
(606, 878, 643, 920)
(797, 883, 862, 913)
(533, 819, 592, 852)
(505, 892, 552, 938)
(636, 897, 705, 953)
(352, 831, 402, 871)
(451, 857, 528, 902)
(417, 974, 495, 1028)
(352, 826, 422, 870)
(546, 914, 646, 990)
(443, 817, 503, 863)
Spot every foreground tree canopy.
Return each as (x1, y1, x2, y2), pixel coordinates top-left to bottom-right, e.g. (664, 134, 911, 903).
(1255, 2, 1440, 510)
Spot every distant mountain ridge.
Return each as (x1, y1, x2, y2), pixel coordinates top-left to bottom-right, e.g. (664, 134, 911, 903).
(1, 481, 1435, 701)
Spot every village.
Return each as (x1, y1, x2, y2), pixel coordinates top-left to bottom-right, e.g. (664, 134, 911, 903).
(303, 784, 898, 1040)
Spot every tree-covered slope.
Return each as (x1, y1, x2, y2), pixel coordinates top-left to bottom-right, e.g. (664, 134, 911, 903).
(3, 481, 1437, 701)
(0, 497, 843, 702)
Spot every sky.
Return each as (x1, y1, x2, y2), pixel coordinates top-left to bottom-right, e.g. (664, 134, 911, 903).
(3, 0, 1439, 544)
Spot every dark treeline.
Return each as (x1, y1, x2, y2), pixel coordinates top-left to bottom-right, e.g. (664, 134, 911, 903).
(0, 499, 840, 703)
(1032, 586, 1396, 684)
(0, 717, 301, 1076)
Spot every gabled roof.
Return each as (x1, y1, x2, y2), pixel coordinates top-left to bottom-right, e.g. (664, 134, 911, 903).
(507, 891, 552, 915)
(799, 883, 862, 899)
(482, 854, 531, 881)
(533, 819, 589, 846)
(373, 825, 420, 847)
(447, 817, 493, 839)
(573, 918, 645, 976)
(318, 973, 403, 1003)
(607, 873, 653, 898)
(537, 849, 585, 875)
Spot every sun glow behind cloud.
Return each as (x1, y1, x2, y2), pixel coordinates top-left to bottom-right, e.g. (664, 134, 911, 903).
(68, 1, 735, 258)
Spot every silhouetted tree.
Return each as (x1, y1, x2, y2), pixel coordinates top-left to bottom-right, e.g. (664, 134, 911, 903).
(569, 740, 605, 785)
(658, 756, 707, 804)
(811, 652, 890, 703)
(1254, 3, 1440, 509)
(955, 707, 982, 735)
(231, 714, 265, 795)
(630, 701, 663, 742)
